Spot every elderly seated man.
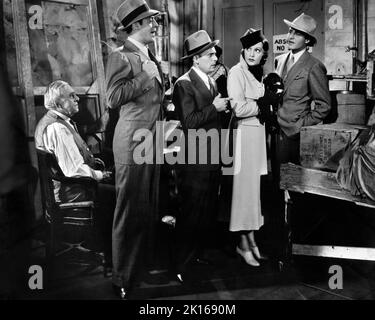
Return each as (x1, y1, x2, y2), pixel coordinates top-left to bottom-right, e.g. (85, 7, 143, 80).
(34, 80, 115, 276)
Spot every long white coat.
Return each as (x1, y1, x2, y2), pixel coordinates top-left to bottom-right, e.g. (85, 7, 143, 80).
(227, 55, 268, 232)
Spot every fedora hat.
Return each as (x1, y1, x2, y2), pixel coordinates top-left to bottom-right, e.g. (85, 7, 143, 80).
(116, 0, 159, 31)
(284, 13, 317, 41)
(240, 28, 267, 49)
(181, 30, 219, 61)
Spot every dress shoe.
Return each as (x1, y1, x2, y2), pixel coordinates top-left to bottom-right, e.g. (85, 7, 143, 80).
(236, 247, 260, 267)
(112, 284, 129, 300)
(176, 273, 184, 284)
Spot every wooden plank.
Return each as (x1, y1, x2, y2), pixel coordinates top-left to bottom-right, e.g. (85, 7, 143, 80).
(280, 163, 375, 208)
(293, 244, 375, 261)
(88, 0, 107, 116)
(13, 0, 36, 137)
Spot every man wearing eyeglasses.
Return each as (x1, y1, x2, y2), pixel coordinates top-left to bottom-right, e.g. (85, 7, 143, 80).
(105, 0, 165, 300)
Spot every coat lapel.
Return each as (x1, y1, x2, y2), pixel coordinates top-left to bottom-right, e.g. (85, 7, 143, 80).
(122, 40, 164, 90)
(276, 52, 289, 78)
(283, 51, 310, 94)
(148, 49, 165, 90)
(189, 69, 214, 102)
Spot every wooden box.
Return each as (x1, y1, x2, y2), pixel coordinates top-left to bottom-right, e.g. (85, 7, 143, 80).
(300, 123, 367, 170)
(335, 92, 366, 125)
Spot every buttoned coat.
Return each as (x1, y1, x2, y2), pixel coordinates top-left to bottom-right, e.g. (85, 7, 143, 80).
(227, 56, 267, 232)
(275, 51, 331, 137)
(172, 68, 221, 171)
(105, 39, 164, 288)
(106, 40, 164, 165)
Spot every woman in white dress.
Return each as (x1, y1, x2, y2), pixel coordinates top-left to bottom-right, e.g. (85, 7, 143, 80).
(227, 29, 277, 266)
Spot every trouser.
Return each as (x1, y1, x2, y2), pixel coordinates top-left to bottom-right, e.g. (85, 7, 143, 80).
(112, 163, 160, 288)
(173, 169, 221, 273)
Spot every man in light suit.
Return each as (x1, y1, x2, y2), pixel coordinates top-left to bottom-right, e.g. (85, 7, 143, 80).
(172, 30, 229, 283)
(275, 13, 331, 165)
(105, 0, 164, 299)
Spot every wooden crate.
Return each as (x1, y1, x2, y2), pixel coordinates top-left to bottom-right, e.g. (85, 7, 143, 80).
(335, 92, 366, 125)
(300, 123, 367, 170)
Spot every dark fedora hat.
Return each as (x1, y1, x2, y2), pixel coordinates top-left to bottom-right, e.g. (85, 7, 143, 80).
(116, 0, 159, 31)
(240, 28, 267, 49)
(181, 30, 219, 61)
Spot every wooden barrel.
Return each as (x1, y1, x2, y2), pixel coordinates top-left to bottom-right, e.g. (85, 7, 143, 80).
(335, 91, 366, 125)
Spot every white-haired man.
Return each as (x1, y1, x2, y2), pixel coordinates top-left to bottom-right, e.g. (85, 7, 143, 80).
(34, 80, 114, 276)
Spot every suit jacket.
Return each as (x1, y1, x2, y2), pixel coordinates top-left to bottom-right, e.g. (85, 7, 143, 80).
(172, 68, 221, 171)
(106, 40, 164, 165)
(275, 51, 331, 137)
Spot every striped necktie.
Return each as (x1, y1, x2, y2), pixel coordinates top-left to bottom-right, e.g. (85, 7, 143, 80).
(208, 77, 215, 97)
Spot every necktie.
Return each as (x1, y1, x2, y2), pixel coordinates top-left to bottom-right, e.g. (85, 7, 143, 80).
(69, 119, 78, 133)
(286, 54, 295, 74)
(148, 49, 162, 84)
(208, 77, 215, 97)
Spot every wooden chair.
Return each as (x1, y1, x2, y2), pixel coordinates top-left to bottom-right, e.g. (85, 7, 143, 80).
(36, 149, 99, 264)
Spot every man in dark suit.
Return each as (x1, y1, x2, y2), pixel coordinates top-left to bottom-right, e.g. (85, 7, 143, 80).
(105, 0, 165, 299)
(275, 13, 331, 164)
(172, 30, 229, 283)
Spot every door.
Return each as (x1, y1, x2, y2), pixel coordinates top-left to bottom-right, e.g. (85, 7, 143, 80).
(264, 0, 325, 72)
(214, 0, 263, 69)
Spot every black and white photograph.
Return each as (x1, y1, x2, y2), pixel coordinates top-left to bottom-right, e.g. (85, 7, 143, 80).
(1, 0, 375, 304)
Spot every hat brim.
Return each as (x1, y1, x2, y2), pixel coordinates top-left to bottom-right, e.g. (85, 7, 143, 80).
(181, 40, 220, 61)
(118, 9, 160, 31)
(283, 19, 316, 41)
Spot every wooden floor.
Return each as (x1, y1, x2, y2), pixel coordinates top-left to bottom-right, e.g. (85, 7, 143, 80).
(8, 174, 375, 300)
(21, 226, 375, 300)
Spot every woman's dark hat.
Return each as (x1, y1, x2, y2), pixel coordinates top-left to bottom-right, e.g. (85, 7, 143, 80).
(116, 0, 159, 31)
(240, 28, 266, 49)
(181, 30, 219, 61)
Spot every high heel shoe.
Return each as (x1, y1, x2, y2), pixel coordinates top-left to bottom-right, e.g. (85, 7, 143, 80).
(236, 247, 260, 267)
(250, 246, 268, 261)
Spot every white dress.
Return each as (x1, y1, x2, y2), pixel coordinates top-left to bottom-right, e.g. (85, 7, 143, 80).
(227, 56, 268, 232)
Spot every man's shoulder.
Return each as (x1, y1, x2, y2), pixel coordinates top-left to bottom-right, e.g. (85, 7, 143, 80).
(175, 71, 192, 85)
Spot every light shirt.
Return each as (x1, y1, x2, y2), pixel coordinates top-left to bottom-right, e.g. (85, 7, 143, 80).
(192, 66, 212, 90)
(128, 37, 150, 59)
(42, 110, 103, 181)
(289, 49, 305, 67)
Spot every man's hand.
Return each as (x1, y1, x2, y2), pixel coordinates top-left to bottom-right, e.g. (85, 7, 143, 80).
(213, 94, 231, 112)
(102, 171, 112, 180)
(160, 61, 169, 75)
(142, 60, 159, 79)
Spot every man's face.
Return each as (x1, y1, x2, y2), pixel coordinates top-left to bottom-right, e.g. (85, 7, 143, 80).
(136, 16, 159, 45)
(195, 47, 218, 74)
(243, 42, 264, 66)
(287, 27, 308, 52)
(57, 85, 79, 117)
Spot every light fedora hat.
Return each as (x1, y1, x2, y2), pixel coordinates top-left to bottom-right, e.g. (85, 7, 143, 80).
(181, 30, 219, 61)
(117, 0, 160, 31)
(284, 13, 317, 41)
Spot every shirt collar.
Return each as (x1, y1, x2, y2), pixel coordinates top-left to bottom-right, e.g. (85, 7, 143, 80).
(192, 66, 210, 89)
(128, 37, 149, 58)
(290, 49, 305, 64)
(51, 110, 70, 122)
